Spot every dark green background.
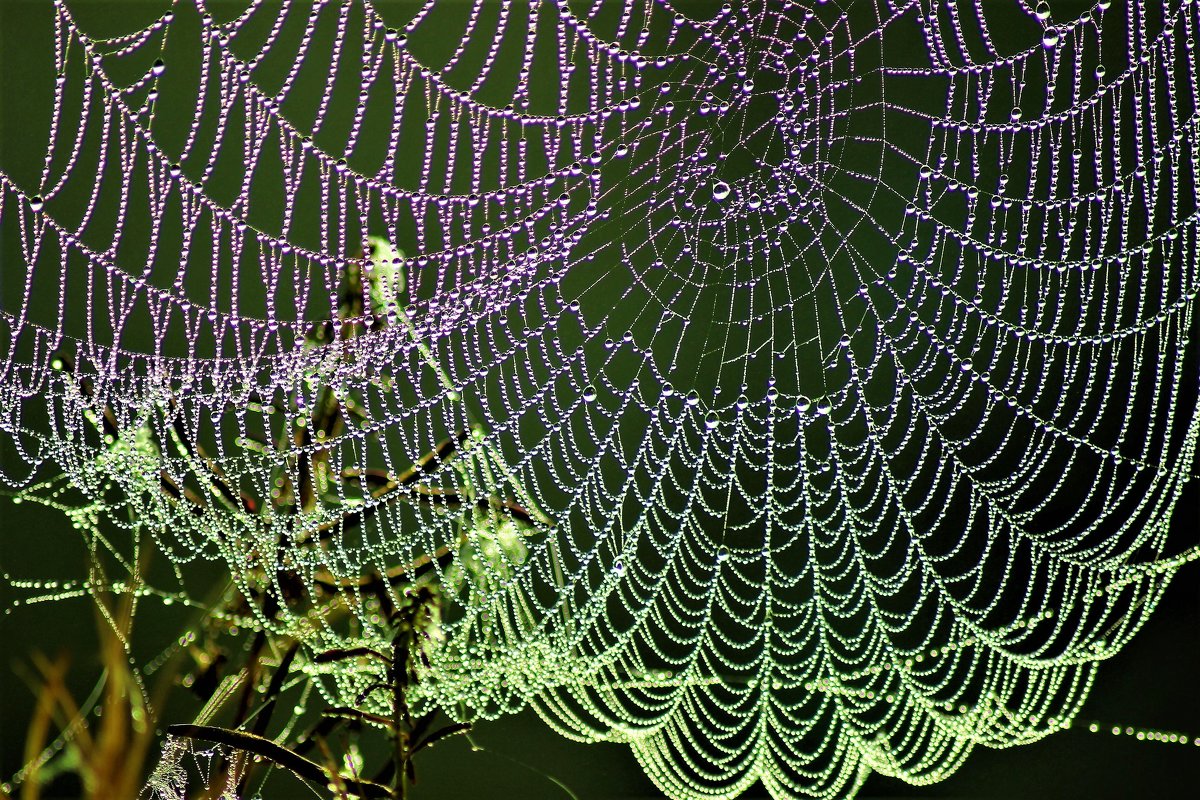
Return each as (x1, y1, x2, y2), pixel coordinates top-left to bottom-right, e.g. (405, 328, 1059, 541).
(2, 1, 1198, 798)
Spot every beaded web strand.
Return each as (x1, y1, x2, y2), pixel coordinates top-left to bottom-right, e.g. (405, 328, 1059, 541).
(1, 1, 1198, 798)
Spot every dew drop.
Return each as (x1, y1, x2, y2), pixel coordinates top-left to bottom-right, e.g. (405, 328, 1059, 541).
(712, 181, 731, 201)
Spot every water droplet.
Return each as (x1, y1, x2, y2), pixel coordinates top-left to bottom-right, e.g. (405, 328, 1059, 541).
(583, 385, 598, 403)
(716, 546, 730, 563)
(29, 195, 44, 212)
(151, 58, 165, 76)
(704, 411, 719, 429)
(747, 193, 763, 209)
(1042, 29, 1060, 47)
(685, 390, 700, 406)
(712, 181, 731, 201)
(612, 559, 625, 577)
(1035, 1, 1051, 21)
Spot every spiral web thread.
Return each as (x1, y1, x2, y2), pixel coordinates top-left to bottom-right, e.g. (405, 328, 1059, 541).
(1, 0, 1199, 797)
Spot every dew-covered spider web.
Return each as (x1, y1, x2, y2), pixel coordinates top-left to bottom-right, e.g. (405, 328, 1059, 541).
(2, 0, 1199, 797)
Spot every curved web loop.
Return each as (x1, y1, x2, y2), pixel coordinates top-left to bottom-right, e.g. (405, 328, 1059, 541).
(1, 0, 1198, 797)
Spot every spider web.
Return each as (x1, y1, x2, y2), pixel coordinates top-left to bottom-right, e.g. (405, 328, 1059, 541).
(2, 1, 1199, 798)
